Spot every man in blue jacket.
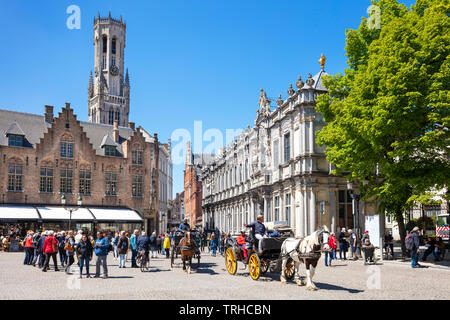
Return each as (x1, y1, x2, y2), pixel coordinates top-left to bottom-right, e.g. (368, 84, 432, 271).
(130, 229, 139, 268)
(244, 215, 268, 253)
(94, 231, 110, 278)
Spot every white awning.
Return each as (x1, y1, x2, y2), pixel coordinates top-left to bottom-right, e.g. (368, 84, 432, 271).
(37, 207, 94, 221)
(0, 206, 40, 220)
(89, 208, 143, 222)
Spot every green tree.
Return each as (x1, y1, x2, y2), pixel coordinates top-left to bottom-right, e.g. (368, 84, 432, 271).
(316, 0, 450, 256)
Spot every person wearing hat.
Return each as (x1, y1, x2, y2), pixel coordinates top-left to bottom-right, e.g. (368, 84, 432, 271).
(244, 215, 268, 253)
(410, 227, 423, 268)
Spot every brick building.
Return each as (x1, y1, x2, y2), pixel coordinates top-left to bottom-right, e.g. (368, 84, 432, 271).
(0, 13, 170, 236)
(183, 142, 213, 229)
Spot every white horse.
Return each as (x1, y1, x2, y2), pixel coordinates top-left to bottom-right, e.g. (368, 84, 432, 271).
(280, 226, 330, 290)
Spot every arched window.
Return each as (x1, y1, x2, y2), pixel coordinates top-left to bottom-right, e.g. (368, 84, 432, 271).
(102, 36, 107, 53)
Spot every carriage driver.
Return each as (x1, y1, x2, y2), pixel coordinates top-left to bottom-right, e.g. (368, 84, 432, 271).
(244, 215, 268, 254)
(177, 218, 191, 234)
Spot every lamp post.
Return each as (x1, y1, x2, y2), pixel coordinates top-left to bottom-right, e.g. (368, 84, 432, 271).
(61, 194, 83, 231)
(346, 181, 361, 237)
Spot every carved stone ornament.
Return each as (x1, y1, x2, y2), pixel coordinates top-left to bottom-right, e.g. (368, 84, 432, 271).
(306, 73, 315, 87)
(287, 84, 295, 96)
(296, 76, 304, 89)
(259, 88, 270, 108)
(276, 94, 283, 106)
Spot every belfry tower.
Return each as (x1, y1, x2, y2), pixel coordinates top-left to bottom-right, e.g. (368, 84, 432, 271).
(88, 12, 130, 127)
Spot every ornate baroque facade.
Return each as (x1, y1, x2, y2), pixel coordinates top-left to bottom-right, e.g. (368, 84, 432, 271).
(201, 56, 378, 237)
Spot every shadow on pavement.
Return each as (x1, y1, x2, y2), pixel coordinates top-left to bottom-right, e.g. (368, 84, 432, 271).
(315, 282, 364, 293)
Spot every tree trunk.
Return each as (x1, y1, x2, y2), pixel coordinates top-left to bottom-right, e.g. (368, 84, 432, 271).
(395, 207, 407, 258)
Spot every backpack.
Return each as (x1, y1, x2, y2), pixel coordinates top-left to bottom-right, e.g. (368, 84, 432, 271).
(120, 238, 128, 251)
(405, 234, 414, 250)
(32, 234, 40, 247)
(64, 239, 74, 253)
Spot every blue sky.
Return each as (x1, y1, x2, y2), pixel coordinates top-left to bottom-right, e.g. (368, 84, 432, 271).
(0, 0, 414, 196)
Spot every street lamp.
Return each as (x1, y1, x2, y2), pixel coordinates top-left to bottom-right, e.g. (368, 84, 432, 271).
(346, 180, 361, 238)
(61, 194, 83, 231)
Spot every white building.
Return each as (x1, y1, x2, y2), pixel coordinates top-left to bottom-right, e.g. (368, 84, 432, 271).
(158, 141, 173, 234)
(201, 55, 379, 237)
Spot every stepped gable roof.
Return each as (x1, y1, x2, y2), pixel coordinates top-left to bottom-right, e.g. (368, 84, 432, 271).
(0, 108, 133, 155)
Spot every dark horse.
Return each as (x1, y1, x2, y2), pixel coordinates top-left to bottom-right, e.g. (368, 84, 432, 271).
(179, 231, 195, 274)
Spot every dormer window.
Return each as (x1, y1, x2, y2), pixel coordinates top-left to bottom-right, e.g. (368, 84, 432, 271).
(60, 141, 73, 158)
(8, 134, 24, 147)
(104, 145, 116, 157)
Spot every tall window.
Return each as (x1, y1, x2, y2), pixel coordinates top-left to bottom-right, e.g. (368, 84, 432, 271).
(8, 164, 23, 192)
(132, 175, 143, 197)
(102, 55, 106, 70)
(8, 135, 24, 147)
(60, 168, 73, 193)
(284, 133, 291, 162)
(285, 193, 291, 226)
(108, 110, 114, 124)
(60, 142, 73, 158)
(102, 36, 107, 53)
(274, 196, 280, 221)
(112, 38, 116, 55)
(40, 167, 53, 193)
(105, 172, 118, 196)
(79, 170, 91, 195)
(338, 190, 353, 229)
(132, 150, 143, 165)
(273, 140, 279, 167)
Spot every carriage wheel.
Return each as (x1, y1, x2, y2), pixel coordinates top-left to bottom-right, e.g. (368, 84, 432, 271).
(225, 248, 237, 275)
(248, 254, 261, 280)
(260, 259, 269, 275)
(285, 258, 295, 280)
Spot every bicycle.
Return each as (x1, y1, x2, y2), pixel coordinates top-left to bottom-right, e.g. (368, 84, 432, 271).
(136, 250, 149, 272)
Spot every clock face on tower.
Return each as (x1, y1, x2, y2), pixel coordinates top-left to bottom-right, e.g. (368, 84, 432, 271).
(110, 65, 119, 76)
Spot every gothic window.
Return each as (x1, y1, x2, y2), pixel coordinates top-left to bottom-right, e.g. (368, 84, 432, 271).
(112, 38, 116, 55)
(132, 150, 143, 165)
(60, 141, 73, 158)
(132, 175, 143, 197)
(8, 164, 23, 192)
(60, 168, 73, 193)
(102, 55, 106, 70)
(112, 57, 116, 66)
(8, 135, 24, 147)
(102, 36, 107, 53)
(109, 110, 114, 124)
(79, 170, 91, 195)
(105, 172, 118, 196)
(284, 133, 291, 162)
(40, 167, 53, 193)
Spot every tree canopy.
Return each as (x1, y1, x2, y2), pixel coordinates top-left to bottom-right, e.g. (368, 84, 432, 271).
(316, 0, 449, 252)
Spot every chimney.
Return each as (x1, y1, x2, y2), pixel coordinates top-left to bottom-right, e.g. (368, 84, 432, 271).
(44, 105, 54, 123)
(128, 122, 135, 130)
(113, 120, 119, 142)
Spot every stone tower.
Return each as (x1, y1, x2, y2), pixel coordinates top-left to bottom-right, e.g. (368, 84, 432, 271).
(88, 12, 130, 127)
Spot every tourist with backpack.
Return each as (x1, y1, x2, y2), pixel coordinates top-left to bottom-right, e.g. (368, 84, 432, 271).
(117, 231, 129, 268)
(57, 231, 67, 267)
(406, 227, 423, 268)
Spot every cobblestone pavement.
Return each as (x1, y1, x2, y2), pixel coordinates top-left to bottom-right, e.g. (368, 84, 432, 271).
(0, 251, 449, 300)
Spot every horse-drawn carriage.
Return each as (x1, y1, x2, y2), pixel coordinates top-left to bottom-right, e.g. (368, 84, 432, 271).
(171, 231, 201, 272)
(225, 221, 296, 280)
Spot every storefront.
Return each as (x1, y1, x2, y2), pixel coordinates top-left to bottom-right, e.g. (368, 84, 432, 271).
(0, 205, 144, 237)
